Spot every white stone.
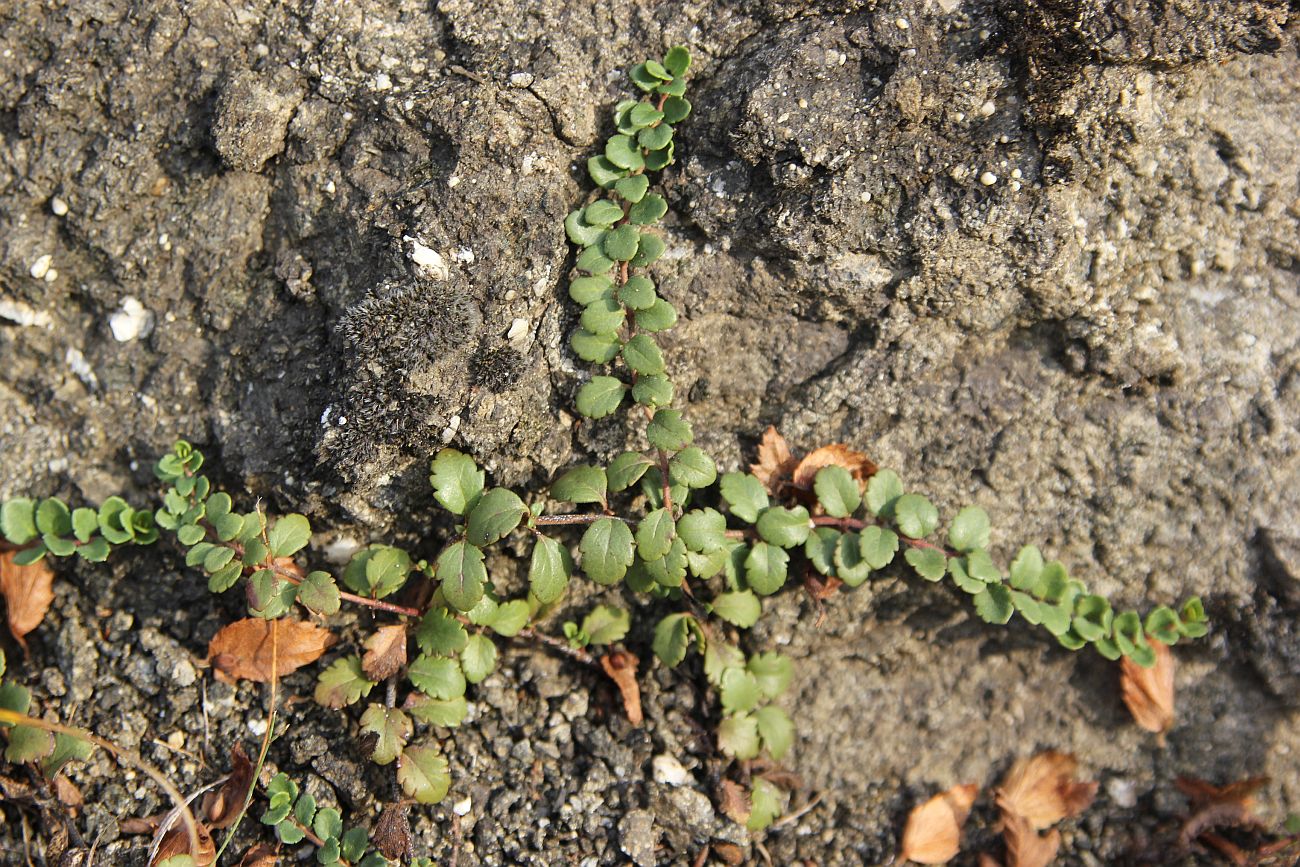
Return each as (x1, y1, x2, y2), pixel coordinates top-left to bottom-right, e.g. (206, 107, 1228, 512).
(509, 72, 534, 87)
(408, 238, 449, 280)
(29, 254, 52, 280)
(453, 796, 472, 816)
(980, 171, 997, 186)
(652, 754, 689, 786)
(374, 72, 392, 91)
(108, 297, 155, 342)
(895, 17, 910, 29)
(50, 197, 69, 216)
(980, 99, 996, 116)
(507, 317, 528, 341)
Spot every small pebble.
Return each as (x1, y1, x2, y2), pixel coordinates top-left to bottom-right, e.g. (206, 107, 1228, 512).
(453, 796, 472, 816)
(108, 297, 155, 342)
(652, 754, 689, 786)
(980, 99, 996, 116)
(980, 171, 997, 186)
(895, 17, 910, 30)
(50, 197, 69, 216)
(374, 72, 392, 90)
(29, 254, 52, 280)
(509, 72, 534, 88)
(507, 318, 528, 341)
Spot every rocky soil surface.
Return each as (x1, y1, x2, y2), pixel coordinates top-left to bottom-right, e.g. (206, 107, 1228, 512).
(1, 0, 1298, 864)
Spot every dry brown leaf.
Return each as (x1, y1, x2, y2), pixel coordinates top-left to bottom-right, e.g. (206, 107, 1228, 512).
(1175, 776, 1269, 848)
(600, 650, 643, 725)
(750, 426, 797, 495)
(899, 783, 979, 864)
(0, 550, 55, 650)
(1120, 638, 1175, 738)
(372, 802, 412, 861)
(202, 743, 255, 829)
(236, 844, 281, 866)
(1002, 811, 1061, 867)
(719, 779, 751, 826)
(978, 856, 1004, 867)
(790, 443, 877, 493)
(207, 618, 334, 684)
(362, 624, 409, 681)
(152, 818, 215, 866)
(712, 841, 745, 865)
(53, 775, 84, 809)
(995, 752, 1096, 831)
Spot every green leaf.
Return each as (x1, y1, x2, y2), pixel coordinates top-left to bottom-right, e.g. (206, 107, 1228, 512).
(208, 562, 242, 593)
(720, 668, 761, 714)
(360, 705, 411, 765)
(645, 537, 688, 587)
(564, 209, 605, 246)
(1, 499, 38, 545)
(630, 103, 664, 128)
(1039, 602, 1073, 637)
(630, 233, 666, 268)
(615, 174, 649, 203)
(677, 508, 726, 553)
(629, 193, 668, 224)
(0, 682, 30, 716)
(973, 583, 1014, 624)
(398, 744, 451, 805)
(76, 537, 111, 562)
(576, 245, 615, 275)
(340, 826, 369, 861)
(487, 599, 530, 637)
(905, 547, 947, 581)
(621, 334, 665, 375)
(669, 447, 716, 489)
(638, 124, 673, 152)
(581, 295, 626, 335)
(43, 534, 76, 557)
(636, 508, 676, 560)
(297, 571, 341, 616)
(703, 640, 745, 686)
(711, 591, 762, 628)
(603, 224, 641, 261)
(416, 608, 469, 656)
(634, 297, 677, 331)
(717, 714, 760, 759)
(858, 526, 899, 570)
(618, 276, 656, 310)
(834, 532, 872, 587)
(607, 452, 653, 491)
(1009, 545, 1043, 591)
(176, 523, 205, 547)
(1010, 590, 1044, 625)
(756, 506, 810, 548)
(580, 518, 635, 585)
(748, 779, 786, 831)
(569, 274, 614, 305)
(408, 654, 467, 700)
(36, 498, 72, 538)
(363, 546, 412, 599)
(267, 514, 311, 558)
(653, 613, 699, 666)
(436, 542, 488, 612)
(646, 409, 692, 451)
(429, 449, 485, 516)
(605, 134, 644, 171)
(406, 694, 469, 728)
(581, 604, 630, 645)
(748, 652, 793, 700)
(202, 545, 236, 573)
(551, 466, 607, 505)
(948, 506, 991, 552)
(528, 536, 570, 605)
(461, 634, 497, 684)
(629, 62, 659, 92)
(466, 488, 526, 547)
(314, 656, 375, 708)
(584, 199, 623, 225)
(71, 507, 97, 543)
(865, 469, 904, 517)
(12, 543, 46, 566)
(720, 473, 769, 523)
(661, 96, 691, 124)
(947, 557, 985, 594)
(805, 527, 840, 575)
(663, 46, 691, 77)
(587, 155, 625, 188)
(756, 705, 794, 760)
(632, 373, 674, 407)
(576, 376, 627, 419)
(5, 723, 54, 763)
(965, 550, 1001, 583)
(744, 542, 788, 595)
(644, 59, 672, 80)
(1074, 595, 1115, 642)
(812, 466, 860, 518)
(41, 732, 93, 778)
(893, 494, 939, 539)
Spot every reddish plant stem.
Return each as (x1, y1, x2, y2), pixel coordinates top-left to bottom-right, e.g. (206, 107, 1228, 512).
(269, 564, 422, 617)
(516, 627, 597, 667)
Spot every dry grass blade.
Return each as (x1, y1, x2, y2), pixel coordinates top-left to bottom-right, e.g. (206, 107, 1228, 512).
(362, 624, 409, 681)
(0, 550, 55, 650)
(899, 783, 978, 864)
(600, 650, 643, 725)
(790, 443, 877, 492)
(995, 752, 1096, 831)
(1120, 638, 1175, 739)
(207, 617, 333, 683)
(1001, 811, 1061, 867)
(750, 426, 797, 495)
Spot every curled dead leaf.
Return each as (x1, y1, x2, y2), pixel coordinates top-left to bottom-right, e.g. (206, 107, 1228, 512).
(899, 782, 979, 865)
(202, 743, 255, 829)
(1001, 810, 1061, 867)
(1120, 639, 1175, 739)
(1175, 776, 1269, 849)
(236, 843, 281, 866)
(362, 624, 409, 681)
(53, 775, 84, 810)
(600, 650, 643, 725)
(750, 426, 797, 496)
(207, 618, 334, 684)
(372, 801, 412, 861)
(0, 550, 55, 650)
(719, 779, 751, 826)
(995, 752, 1096, 831)
(152, 817, 215, 866)
(790, 443, 877, 493)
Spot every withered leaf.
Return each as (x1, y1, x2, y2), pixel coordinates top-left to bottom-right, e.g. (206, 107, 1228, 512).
(790, 443, 877, 493)
(978, 856, 1004, 867)
(362, 624, 409, 681)
(152, 818, 215, 866)
(712, 841, 745, 865)
(750, 426, 796, 496)
(1120, 638, 1175, 738)
(207, 618, 334, 684)
(0, 550, 55, 650)
(719, 779, 751, 826)
(53, 775, 84, 810)
(372, 802, 412, 861)
(1175, 776, 1269, 848)
(202, 743, 255, 829)
(995, 752, 1096, 831)
(600, 650, 643, 725)
(899, 782, 978, 864)
(236, 843, 280, 866)
(1001, 811, 1060, 867)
